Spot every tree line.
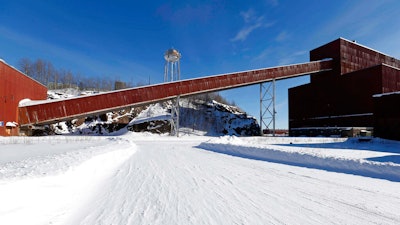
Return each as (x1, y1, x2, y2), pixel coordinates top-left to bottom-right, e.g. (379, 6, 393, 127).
(18, 58, 131, 91)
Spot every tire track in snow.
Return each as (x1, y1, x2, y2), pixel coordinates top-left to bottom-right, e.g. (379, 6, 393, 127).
(66, 137, 400, 225)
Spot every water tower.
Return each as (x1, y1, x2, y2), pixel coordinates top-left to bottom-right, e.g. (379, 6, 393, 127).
(164, 48, 181, 136)
(164, 48, 181, 82)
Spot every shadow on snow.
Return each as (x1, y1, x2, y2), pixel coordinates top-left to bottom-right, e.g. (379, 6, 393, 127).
(275, 138, 400, 154)
(197, 141, 400, 182)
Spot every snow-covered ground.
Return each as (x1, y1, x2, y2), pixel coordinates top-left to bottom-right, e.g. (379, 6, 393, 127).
(1, 133, 400, 224)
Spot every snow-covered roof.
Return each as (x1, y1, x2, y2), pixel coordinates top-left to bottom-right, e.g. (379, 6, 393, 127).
(339, 37, 397, 59)
(18, 99, 49, 107)
(5, 121, 18, 127)
(373, 91, 400, 98)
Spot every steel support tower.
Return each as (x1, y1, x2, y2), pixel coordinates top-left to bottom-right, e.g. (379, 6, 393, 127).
(260, 79, 276, 136)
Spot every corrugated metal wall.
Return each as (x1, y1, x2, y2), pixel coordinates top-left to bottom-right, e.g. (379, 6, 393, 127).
(289, 66, 382, 128)
(382, 66, 400, 93)
(0, 61, 47, 136)
(374, 93, 400, 140)
(340, 39, 400, 75)
(310, 38, 400, 81)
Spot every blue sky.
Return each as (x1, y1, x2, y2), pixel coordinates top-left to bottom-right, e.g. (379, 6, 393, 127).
(1, 0, 399, 129)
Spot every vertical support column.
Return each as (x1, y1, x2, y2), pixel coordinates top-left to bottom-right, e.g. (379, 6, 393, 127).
(164, 48, 181, 136)
(260, 79, 276, 136)
(177, 60, 181, 81)
(164, 61, 168, 82)
(170, 96, 180, 137)
(273, 78, 276, 135)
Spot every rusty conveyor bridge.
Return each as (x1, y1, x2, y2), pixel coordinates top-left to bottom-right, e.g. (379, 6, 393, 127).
(18, 59, 333, 126)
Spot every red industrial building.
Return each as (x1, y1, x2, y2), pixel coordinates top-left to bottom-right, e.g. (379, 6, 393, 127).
(289, 38, 400, 139)
(0, 60, 47, 136)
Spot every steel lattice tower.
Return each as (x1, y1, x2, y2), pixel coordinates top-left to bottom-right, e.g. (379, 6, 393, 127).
(260, 79, 276, 136)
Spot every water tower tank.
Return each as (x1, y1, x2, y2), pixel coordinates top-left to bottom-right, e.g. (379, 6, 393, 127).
(164, 49, 181, 62)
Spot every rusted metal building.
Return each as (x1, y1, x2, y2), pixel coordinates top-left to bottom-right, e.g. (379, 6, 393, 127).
(373, 92, 400, 140)
(0, 60, 47, 136)
(289, 38, 400, 139)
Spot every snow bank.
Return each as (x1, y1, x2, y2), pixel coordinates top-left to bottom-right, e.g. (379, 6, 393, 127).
(0, 136, 137, 225)
(199, 136, 400, 181)
(0, 136, 133, 180)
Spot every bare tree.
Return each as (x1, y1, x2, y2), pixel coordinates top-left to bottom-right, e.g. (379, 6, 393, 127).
(33, 59, 46, 85)
(45, 61, 54, 88)
(18, 58, 33, 76)
(18, 57, 129, 92)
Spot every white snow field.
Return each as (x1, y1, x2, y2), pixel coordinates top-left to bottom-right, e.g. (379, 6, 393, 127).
(1, 133, 400, 225)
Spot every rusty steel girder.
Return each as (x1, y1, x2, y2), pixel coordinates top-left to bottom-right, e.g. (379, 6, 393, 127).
(18, 59, 333, 126)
